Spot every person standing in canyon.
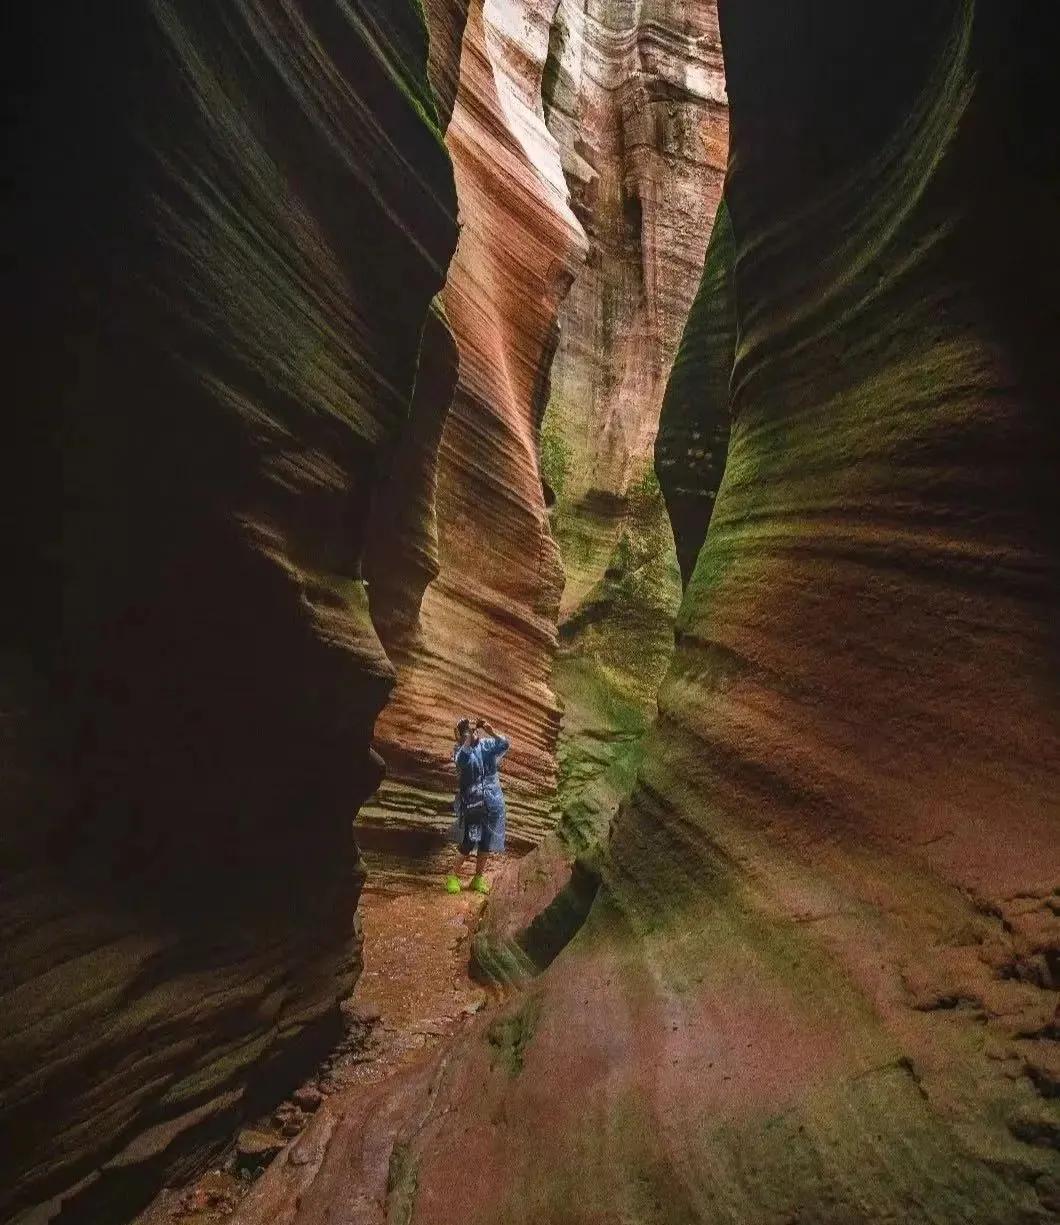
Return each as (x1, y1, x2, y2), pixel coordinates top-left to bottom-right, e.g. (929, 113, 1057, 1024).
(446, 716, 509, 895)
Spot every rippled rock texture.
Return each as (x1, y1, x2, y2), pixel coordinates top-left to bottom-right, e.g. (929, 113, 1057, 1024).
(234, 2, 1060, 1220)
(541, 0, 727, 639)
(364, 0, 729, 856)
(363, 0, 587, 850)
(1, 4, 458, 1220)
(497, 0, 730, 939)
(539, 1, 729, 867)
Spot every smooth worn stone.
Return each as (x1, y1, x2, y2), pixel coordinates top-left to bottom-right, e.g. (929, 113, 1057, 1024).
(292, 1087, 323, 1114)
(2, 1, 461, 1220)
(235, 1132, 284, 1168)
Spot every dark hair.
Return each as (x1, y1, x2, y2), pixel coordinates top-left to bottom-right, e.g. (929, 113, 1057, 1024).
(455, 717, 471, 740)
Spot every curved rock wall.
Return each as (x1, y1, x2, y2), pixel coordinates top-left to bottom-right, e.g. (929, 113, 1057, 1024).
(466, 0, 1060, 1214)
(538, 0, 729, 863)
(231, 2, 1060, 1221)
(364, 0, 587, 851)
(364, 1, 729, 855)
(1, 3, 459, 1219)
(541, 0, 728, 628)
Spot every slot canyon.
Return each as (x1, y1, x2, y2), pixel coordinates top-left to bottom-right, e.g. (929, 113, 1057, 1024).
(2, 1, 1057, 1223)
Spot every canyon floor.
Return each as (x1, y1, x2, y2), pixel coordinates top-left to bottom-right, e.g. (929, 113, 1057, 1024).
(136, 864, 495, 1225)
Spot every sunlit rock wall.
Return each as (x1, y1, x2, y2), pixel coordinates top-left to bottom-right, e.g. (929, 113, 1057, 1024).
(364, 0, 729, 856)
(541, 0, 728, 645)
(538, 0, 729, 865)
(364, 0, 588, 851)
(234, 2, 1060, 1221)
(0, 3, 458, 1220)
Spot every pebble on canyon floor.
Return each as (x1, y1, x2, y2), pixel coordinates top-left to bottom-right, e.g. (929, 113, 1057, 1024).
(293, 1086, 323, 1112)
(235, 1129, 285, 1172)
(348, 1002, 383, 1025)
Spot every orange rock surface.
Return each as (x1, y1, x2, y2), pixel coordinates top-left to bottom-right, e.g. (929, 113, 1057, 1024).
(366, 0, 588, 848)
(230, 3, 1060, 1222)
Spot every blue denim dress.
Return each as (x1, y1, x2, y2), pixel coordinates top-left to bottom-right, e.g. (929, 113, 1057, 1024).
(449, 735, 509, 853)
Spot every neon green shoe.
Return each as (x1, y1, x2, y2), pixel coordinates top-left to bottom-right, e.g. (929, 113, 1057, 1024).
(469, 874, 490, 895)
(444, 874, 462, 894)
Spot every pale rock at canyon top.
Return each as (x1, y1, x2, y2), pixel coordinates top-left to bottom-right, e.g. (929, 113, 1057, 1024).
(544, 0, 728, 514)
(542, 0, 730, 713)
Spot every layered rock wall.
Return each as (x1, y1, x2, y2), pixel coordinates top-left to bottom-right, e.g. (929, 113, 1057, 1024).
(539, 0, 729, 856)
(364, 0, 587, 850)
(364, 0, 730, 855)
(542, 0, 728, 627)
(1, 3, 459, 1219)
(232, 2, 1060, 1221)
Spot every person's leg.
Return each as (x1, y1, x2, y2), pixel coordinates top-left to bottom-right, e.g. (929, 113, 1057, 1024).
(471, 803, 502, 894)
(470, 849, 490, 894)
(446, 849, 471, 893)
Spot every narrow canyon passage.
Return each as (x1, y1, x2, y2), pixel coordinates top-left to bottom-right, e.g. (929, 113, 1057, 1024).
(3, 2, 1058, 1224)
(134, 882, 491, 1225)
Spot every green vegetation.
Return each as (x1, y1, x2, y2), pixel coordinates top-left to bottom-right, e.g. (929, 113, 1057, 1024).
(486, 993, 543, 1077)
(539, 412, 573, 499)
(386, 1142, 418, 1225)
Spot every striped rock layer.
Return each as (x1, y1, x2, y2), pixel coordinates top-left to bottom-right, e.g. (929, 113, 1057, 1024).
(1, 3, 460, 1220)
(230, 2, 1060, 1222)
(540, 0, 729, 759)
(364, 0, 730, 851)
(364, 0, 588, 850)
(543, 0, 728, 608)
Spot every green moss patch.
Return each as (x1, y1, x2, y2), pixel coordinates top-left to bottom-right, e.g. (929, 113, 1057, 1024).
(486, 994, 543, 1078)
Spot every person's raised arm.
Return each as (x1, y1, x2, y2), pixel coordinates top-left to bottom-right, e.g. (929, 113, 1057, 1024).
(476, 719, 509, 756)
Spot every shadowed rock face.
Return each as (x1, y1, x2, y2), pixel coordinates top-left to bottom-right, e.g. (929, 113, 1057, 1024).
(655, 197, 735, 585)
(1, 3, 458, 1220)
(230, 2, 1059, 1221)
(364, 0, 588, 850)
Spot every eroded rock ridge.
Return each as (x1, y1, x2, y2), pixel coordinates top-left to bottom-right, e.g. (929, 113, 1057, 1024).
(230, 2, 1060, 1221)
(2, 3, 460, 1219)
